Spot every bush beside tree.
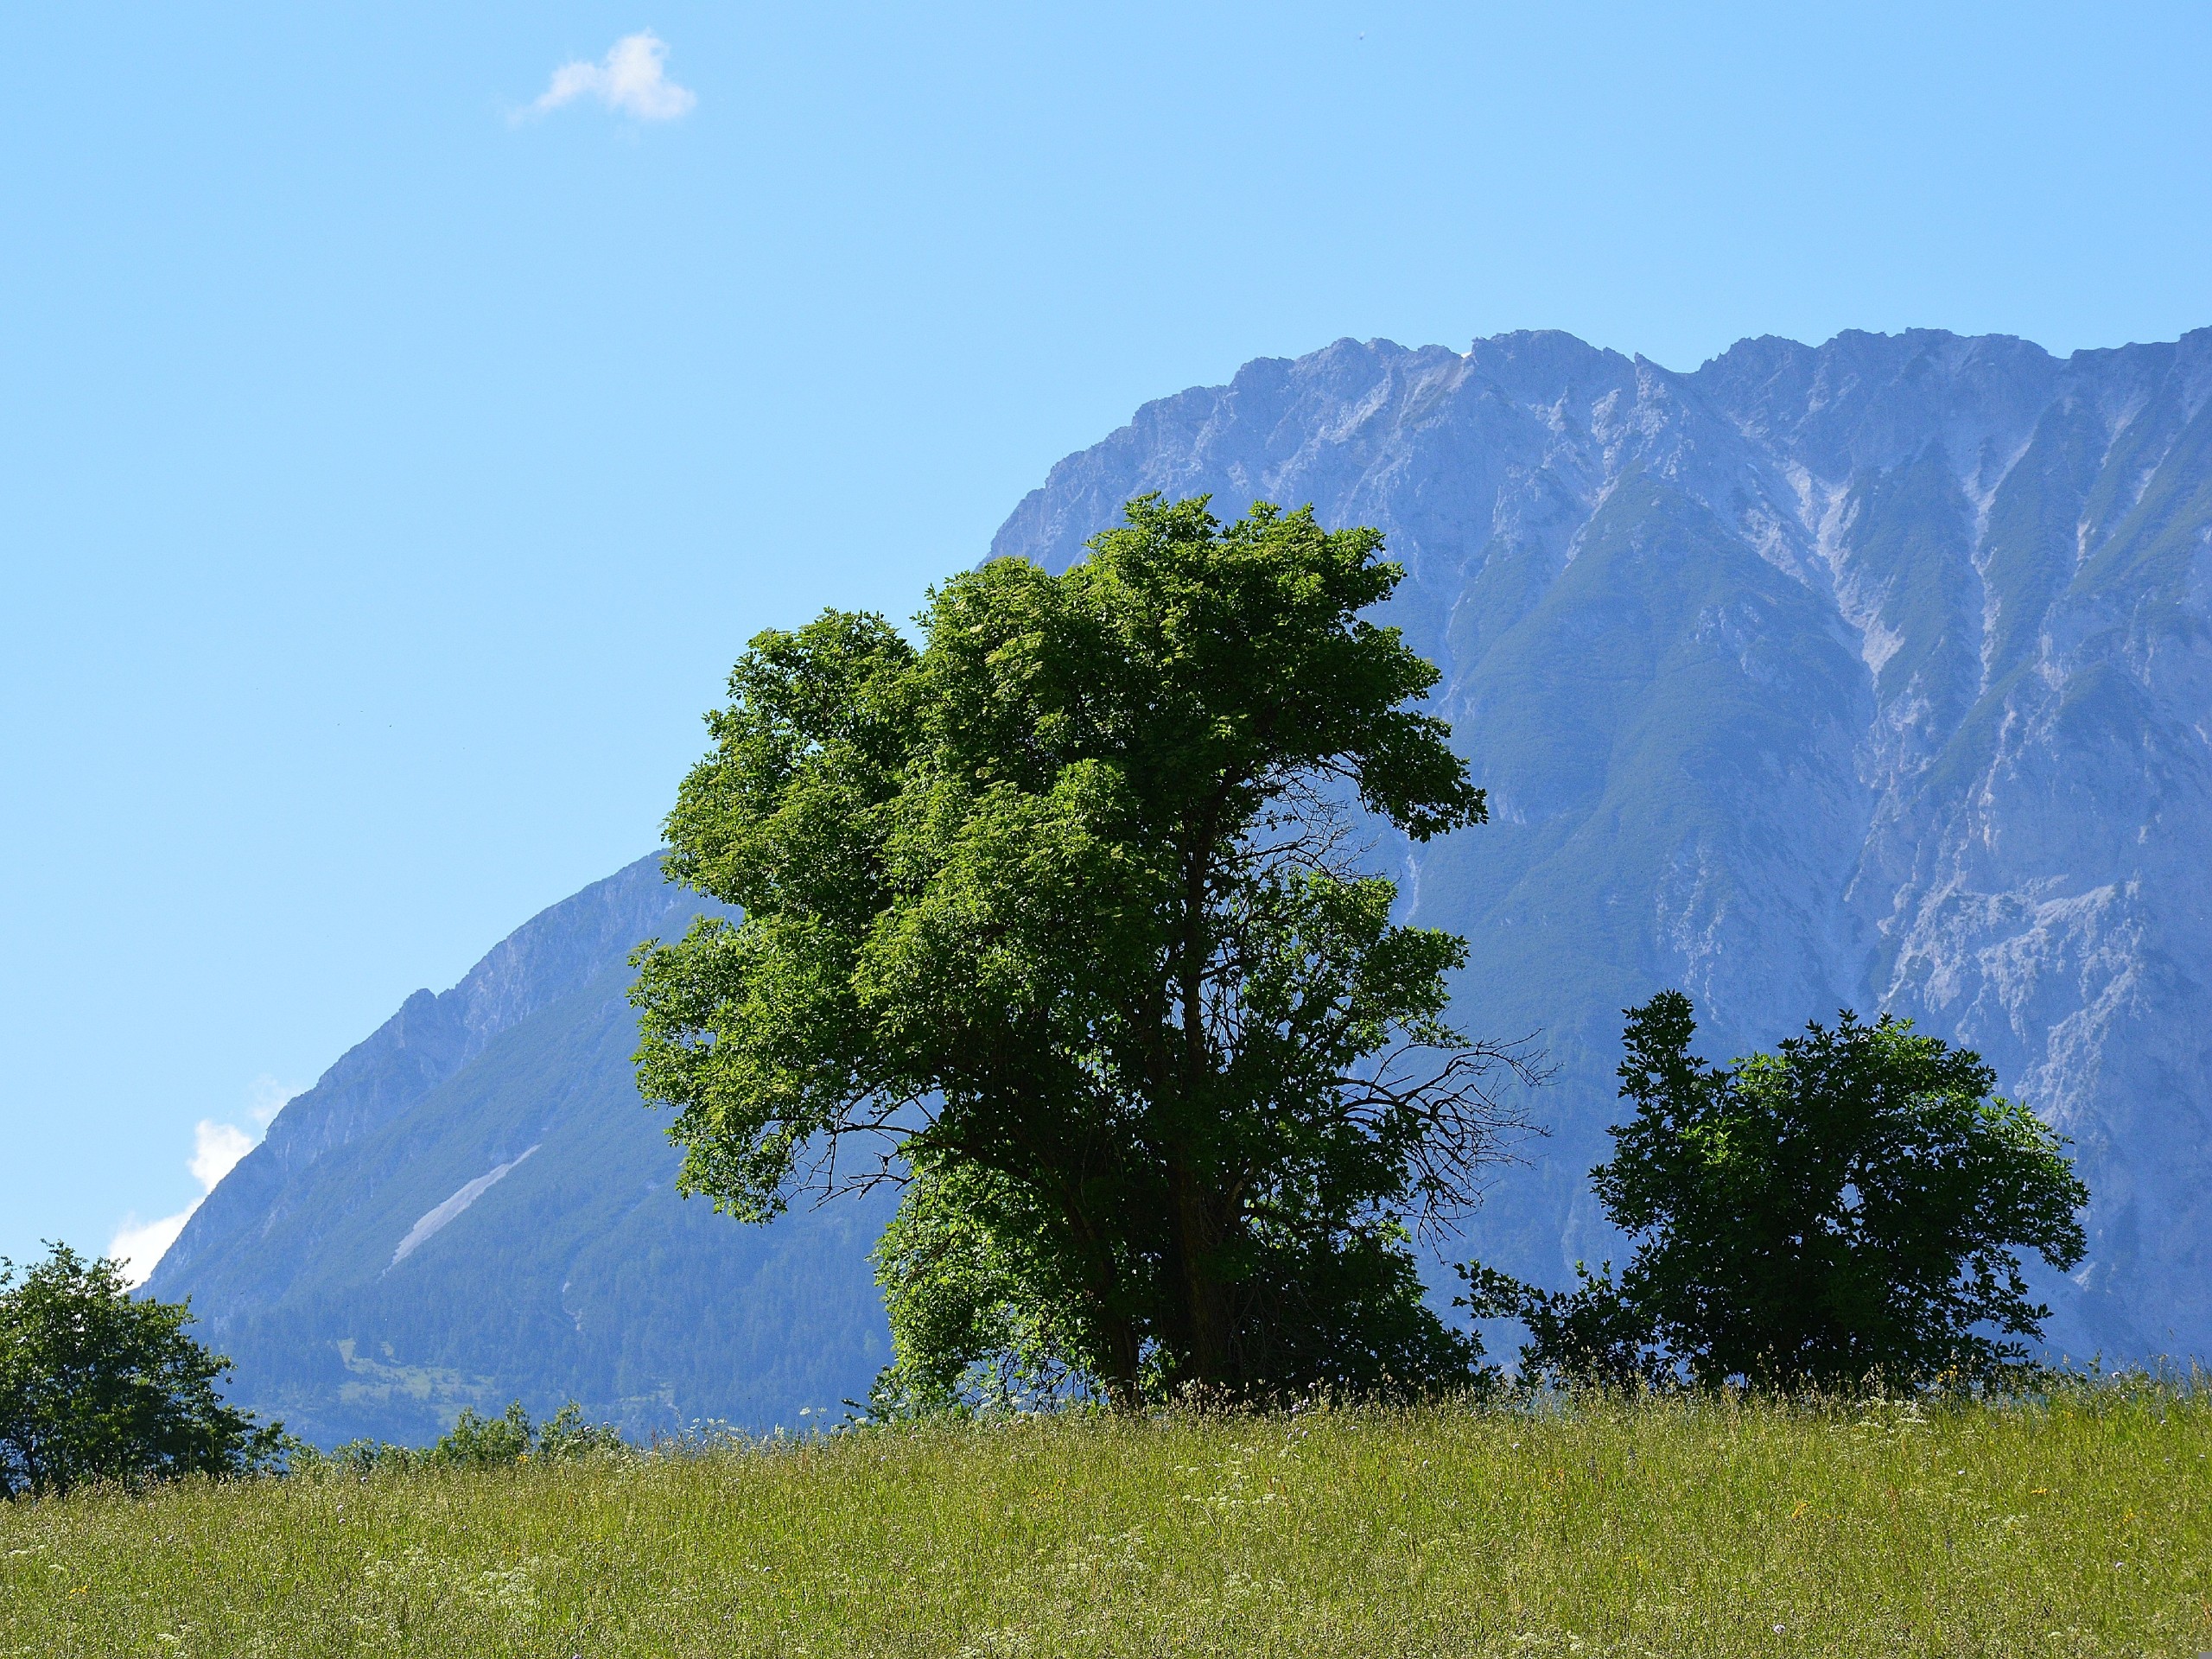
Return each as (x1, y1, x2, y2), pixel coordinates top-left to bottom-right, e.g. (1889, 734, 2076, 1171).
(1466, 991, 2090, 1389)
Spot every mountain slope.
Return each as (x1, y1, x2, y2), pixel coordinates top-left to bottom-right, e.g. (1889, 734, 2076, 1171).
(148, 855, 893, 1446)
(161, 327, 2212, 1439)
(993, 327, 2212, 1361)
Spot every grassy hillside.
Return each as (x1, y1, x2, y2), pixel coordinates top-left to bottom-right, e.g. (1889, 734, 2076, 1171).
(4, 1388, 2206, 1658)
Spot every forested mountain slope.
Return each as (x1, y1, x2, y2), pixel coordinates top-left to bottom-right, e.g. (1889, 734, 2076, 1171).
(147, 855, 893, 1446)
(994, 327, 2212, 1363)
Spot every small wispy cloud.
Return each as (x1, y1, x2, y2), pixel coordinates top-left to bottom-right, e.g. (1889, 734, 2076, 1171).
(109, 1080, 302, 1287)
(527, 31, 696, 122)
(188, 1121, 256, 1192)
(109, 1210, 193, 1291)
(245, 1072, 294, 1130)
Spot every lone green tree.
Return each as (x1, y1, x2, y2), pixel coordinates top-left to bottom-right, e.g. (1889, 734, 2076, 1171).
(632, 496, 1530, 1404)
(0, 1244, 284, 1499)
(1466, 991, 2089, 1389)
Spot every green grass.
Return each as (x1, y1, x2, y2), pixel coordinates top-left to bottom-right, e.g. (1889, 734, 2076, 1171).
(4, 1389, 2209, 1657)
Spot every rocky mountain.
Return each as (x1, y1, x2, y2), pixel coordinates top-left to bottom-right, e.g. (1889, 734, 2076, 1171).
(147, 855, 893, 1446)
(994, 326, 2212, 1363)
(158, 327, 2212, 1444)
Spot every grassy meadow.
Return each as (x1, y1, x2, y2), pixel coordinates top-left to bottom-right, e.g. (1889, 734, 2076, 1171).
(3, 1386, 2208, 1658)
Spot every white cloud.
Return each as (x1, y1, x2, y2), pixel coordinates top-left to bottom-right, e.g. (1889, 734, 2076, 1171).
(188, 1120, 256, 1192)
(109, 1209, 194, 1289)
(109, 1086, 298, 1287)
(528, 32, 696, 122)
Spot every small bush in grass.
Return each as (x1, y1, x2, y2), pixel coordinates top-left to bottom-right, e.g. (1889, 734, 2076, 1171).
(308, 1399, 623, 1475)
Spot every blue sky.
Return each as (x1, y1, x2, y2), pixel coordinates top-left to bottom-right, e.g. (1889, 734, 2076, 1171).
(4, 2, 2210, 1273)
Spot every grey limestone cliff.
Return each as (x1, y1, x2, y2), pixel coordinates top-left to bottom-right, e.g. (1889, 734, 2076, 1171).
(993, 327, 2212, 1362)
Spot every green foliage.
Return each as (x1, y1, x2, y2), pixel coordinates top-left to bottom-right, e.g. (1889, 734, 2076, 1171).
(0, 1243, 283, 1500)
(314, 1400, 623, 1475)
(1470, 993, 2089, 1389)
(866, 1158, 1098, 1415)
(1460, 1260, 1668, 1389)
(633, 495, 1529, 1405)
(530, 1402, 626, 1461)
(3, 1384, 2207, 1656)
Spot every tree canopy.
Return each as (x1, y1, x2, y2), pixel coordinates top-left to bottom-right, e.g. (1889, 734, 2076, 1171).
(0, 1243, 283, 1499)
(632, 495, 1530, 1405)
(1466, 992, 2089, 1389)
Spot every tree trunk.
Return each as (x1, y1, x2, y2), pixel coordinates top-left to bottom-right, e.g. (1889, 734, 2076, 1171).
(1171, 1159, 1234, 1387)
(1100, 1316, 1145, 1410)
